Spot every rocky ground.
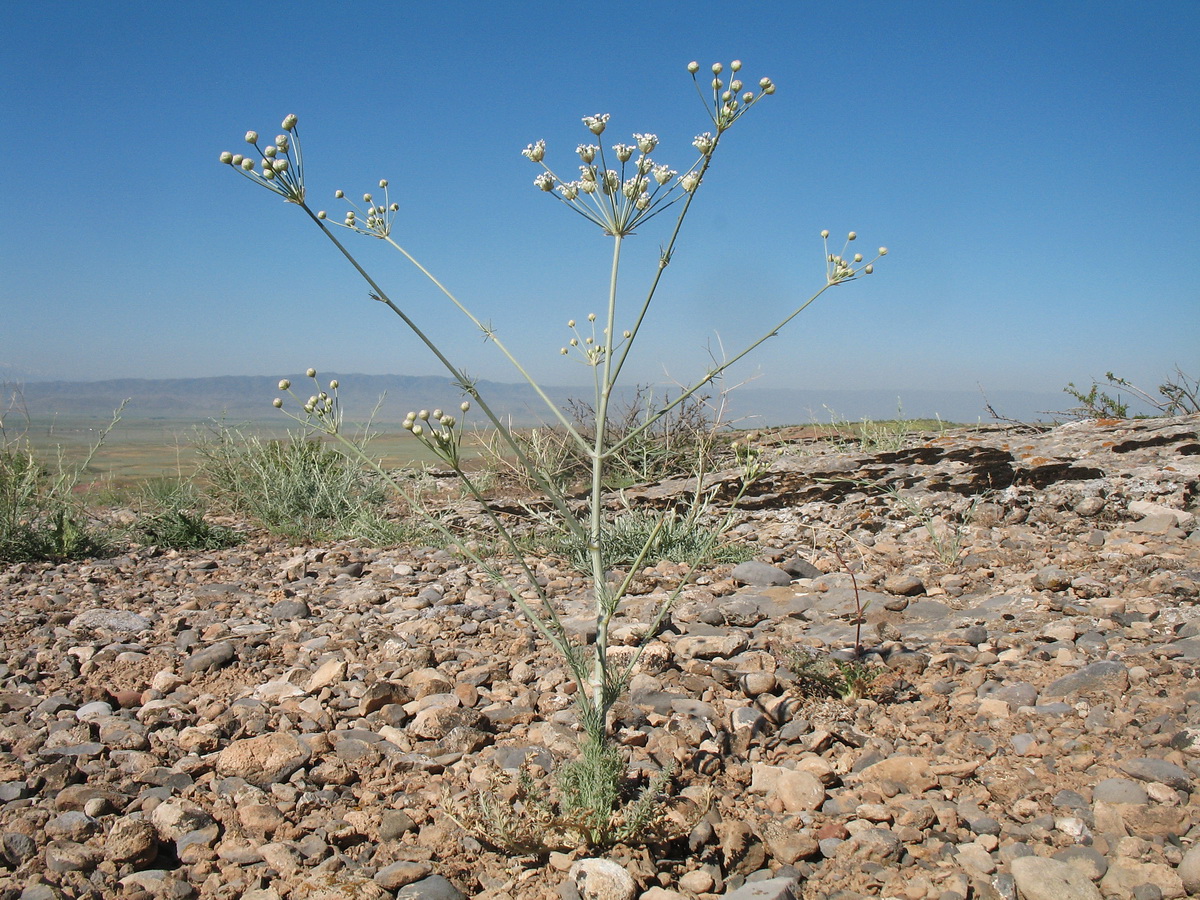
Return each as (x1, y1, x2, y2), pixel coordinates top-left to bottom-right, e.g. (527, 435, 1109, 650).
(1, 415, 1199, 900)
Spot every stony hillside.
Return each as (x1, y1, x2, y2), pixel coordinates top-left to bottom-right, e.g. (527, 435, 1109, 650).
(1, 416, 1198, 900)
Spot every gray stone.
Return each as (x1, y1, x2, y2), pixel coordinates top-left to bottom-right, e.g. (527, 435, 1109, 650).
(68, 609, 152, 634)
(720, 876, 800, 900)
(1034, 567, 1074, 591)
(1178, 844, 1200, 894)
(1118, 757, 1192, 792)
(732, 561, 793, 587)
(1041, 661, 1128, 699)
(1010, 856, 1102, 900)
(182, 641, 236, 675)
(1, 832, 37, 866)
(1052, 846, 1108, 881)
(375, 861, 433, 891)
(1092, 777, 1148, 804)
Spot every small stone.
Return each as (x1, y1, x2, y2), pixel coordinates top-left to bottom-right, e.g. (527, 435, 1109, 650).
(1100, 860, 1184, 899)
(1041, 661, 1128, 699)
(215, 733, 311, 788)
(182, 641, 236, 675)
(1010, 856, 1102, 900)
(732, 561, 793, 587)
(569, 858, 636, 900)
(375, 861, 433, 891)
(1092, 777, 1148, 804)
(1118, 757, 1192, 792)
(1034, 567, 1073, 591)
(1178, 845, 1200, 893)
(1052, 846, 1108, 881)
(882, 573, 925, 596)
(69, 609, 152, 634)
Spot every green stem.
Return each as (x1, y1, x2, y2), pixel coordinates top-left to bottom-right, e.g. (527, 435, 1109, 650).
(380, 235, 589, 453)
(588, 233, 623, 736)
(609, 153, 713, 386)
(297, 204, 587, 543)
(607, 282, 836, 459)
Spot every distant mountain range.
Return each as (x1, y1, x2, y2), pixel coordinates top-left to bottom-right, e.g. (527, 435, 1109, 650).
(5, 374, 1069, 426)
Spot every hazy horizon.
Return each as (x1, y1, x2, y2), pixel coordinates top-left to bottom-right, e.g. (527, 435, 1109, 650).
(2, 371, 1141, 427)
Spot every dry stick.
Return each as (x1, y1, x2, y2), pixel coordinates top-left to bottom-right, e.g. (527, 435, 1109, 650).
(828, 542, 864, 658)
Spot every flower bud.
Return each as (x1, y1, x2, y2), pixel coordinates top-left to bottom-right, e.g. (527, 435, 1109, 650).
(879, 247, 888, 256)
(329, 380, 338, 389)
(847, 232, 857, 241)
(712, 62, 723, 74)
(864, 264, 874, 274)
(273, 398, 283, 408)
(461, 401, 470, 412)
(317, 210, 327, 219)
(854, 253, 863, 262)
(583, 113, 610, 135)
(433, 409, 443, 420)
(821, 229, 830, 238)
(411, 424, 423, 436)
(306, 367, 317, 378)
(363, 193, 372, 202)
(743, 92, 754, 103)
(419, 409, 429, 420)
(245, 130, 259, 144)
(335, 189, 344, 199)
(687, 61, 700, 73)
(272, 159, 289, 172)
(275, 135, 289, 149)
(278, 379, 291, 390)
(379, 179, 388, 188)
(282, 114, 297, 130)
(219, 151, 233, 164)
(264, 145, 277, 158)
(240, 158, 254, 171)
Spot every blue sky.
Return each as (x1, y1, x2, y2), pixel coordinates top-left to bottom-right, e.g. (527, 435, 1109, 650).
(2, 1, 1197, 413)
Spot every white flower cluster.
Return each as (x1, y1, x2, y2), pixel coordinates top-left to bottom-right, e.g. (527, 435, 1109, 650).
(821, 230, 889, 285)
(315, 180, 400, 239)
(522, 118, 699, 237)
(219, 115, 306, 204)
(520, 62, 775, 236)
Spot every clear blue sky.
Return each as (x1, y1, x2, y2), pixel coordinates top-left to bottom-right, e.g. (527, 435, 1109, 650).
(2, 1, 1197, 408)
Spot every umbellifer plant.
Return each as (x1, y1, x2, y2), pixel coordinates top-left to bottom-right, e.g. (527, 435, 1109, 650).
(220, 60, 886, 847)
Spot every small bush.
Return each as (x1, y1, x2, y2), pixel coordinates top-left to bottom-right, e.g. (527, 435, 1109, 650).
(541, 506, 753, 573)
(0, 410, 122, 563)
(780, 648, 885, 702)
(195, 427, 408, 541)
(1064, 366, 1200, 419)
(480, 387, 725, 496)
(130, 478, 241, 551)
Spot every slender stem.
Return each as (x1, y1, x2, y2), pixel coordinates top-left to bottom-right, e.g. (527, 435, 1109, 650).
(297, 203, 587, 542)
(609, 153, 714, 386)
(379, 235, 589, 452)
(607, 282, 836, 458)
(588, 233, 623, 736)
